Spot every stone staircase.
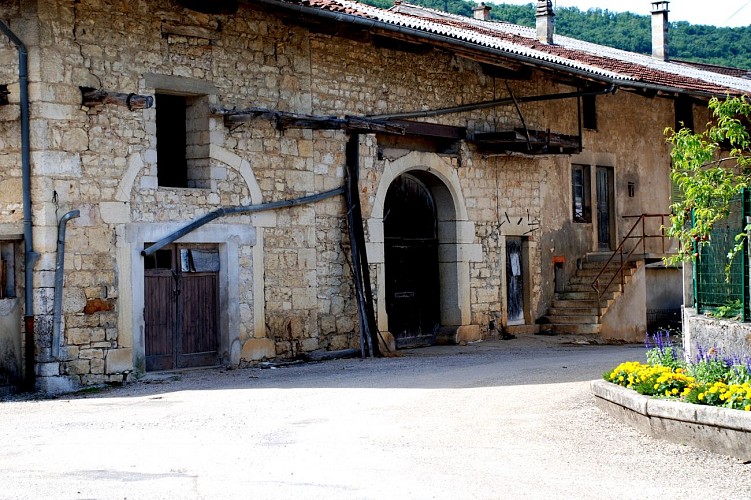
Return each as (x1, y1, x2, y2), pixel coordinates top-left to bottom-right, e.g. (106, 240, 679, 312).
(539, 256, 639, 335)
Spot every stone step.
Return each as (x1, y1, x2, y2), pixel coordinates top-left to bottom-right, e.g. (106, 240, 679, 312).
(539, 323, 602, 335)
(541, 314, 599, 325)
(506, 324, 539, 335)
(556, 290, 618, 301)
(546, 306, 601, 316)
(575, 267, 635, 277)
(568, 272, 634, 284)
(552, 298, 609, 309)
(565, 283, 623, 293)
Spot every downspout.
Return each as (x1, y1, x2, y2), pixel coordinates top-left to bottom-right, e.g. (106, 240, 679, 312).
(0, 21, 38, 391)
(52, 210, 80, 359)
(142, 187, 345, 257)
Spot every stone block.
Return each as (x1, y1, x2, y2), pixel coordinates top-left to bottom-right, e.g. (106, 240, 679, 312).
(36, 362, 60, 377)
(32, 151, 82, 177)
(37, 375, 78, 395)
(105, 348, 133, 373)
(240, 338, 276, 361)
(99, 202, 131, 223)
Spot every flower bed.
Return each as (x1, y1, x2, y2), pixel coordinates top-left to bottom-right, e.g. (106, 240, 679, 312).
(592, 331, 751, 460)
(604, 331, 751, 412)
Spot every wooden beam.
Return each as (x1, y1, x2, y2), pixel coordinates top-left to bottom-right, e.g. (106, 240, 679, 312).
(216, 107, 405, 134)
(472, 128, 580, 155)
(373, 34, 432, 54)
(390, 120, 466, 140)
(81, 87, 153, 110)
(481, 63, 532, 81)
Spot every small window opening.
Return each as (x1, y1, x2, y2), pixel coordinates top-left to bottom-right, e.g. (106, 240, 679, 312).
(144, 248, 173, 270)
(582, 94, 597, 130)
(628, 181, 636, 198)
(156, 93, 210, 188)
(675, 96, 694, 132)
(0, 241, 18, 299)
(572, 164, 591, 223)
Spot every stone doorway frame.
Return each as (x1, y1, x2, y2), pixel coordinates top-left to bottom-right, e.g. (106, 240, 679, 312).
(366, 151, 482, 348)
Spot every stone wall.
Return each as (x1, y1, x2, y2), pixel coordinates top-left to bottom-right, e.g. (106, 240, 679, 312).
(683, 308, 751, 361)
(0, 0, 682, 390)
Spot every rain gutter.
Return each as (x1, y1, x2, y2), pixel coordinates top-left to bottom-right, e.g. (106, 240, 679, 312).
(0, 20, 38, 391)
(142, 187, 345, 257)
(52, 210, 80, 360)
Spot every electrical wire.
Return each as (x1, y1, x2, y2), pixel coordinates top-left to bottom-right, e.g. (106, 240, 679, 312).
(724, 0, 751, 25)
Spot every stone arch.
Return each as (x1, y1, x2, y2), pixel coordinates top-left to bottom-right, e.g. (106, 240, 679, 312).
(367, 151, 481, 347)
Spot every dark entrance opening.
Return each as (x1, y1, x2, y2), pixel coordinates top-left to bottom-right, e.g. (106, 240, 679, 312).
(384, 173, 440, 348)
(506, 237, 525, 324)
(144, 244, 220, 371)
(596, 166, 614, 251)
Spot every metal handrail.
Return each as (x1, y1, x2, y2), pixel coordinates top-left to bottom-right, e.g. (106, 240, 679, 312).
(591, 213, 672, 307)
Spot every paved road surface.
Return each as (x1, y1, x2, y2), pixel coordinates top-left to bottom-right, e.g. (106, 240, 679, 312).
(1, 336, 749, 499)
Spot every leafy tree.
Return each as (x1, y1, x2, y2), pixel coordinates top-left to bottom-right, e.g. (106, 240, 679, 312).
(665, 97, 751, 266)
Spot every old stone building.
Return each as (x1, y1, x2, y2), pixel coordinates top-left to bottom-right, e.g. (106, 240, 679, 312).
(1, 0, 749, 392)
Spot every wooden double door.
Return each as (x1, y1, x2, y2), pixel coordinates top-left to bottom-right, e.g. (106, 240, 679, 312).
(144, 245, 220, 371)
(384, 174, 440, 348)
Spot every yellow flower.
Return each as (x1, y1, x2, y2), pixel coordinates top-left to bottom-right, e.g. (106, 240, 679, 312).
(671, 388, 678, 395)
(654, 384, 659, 390)
(745, 405, 750, 411)
(698, 393, 705, 401)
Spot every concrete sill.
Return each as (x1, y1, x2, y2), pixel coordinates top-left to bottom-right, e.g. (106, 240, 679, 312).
(591, 379, 751, 461)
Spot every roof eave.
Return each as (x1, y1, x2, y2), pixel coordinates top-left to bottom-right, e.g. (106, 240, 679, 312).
(244, 0, 741, 100)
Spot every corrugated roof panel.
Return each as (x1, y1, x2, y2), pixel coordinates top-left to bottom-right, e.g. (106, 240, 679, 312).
(286, 0, 751, 96)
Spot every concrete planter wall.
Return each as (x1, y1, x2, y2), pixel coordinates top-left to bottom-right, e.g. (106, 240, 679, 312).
(591, 379, 751, 461)
(683, 307, 751, 362)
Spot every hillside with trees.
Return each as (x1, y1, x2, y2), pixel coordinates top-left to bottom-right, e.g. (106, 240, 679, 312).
(362, 0, 751, 69)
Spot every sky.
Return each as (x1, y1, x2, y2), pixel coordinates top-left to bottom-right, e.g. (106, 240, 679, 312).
(496, 1, 751, 27)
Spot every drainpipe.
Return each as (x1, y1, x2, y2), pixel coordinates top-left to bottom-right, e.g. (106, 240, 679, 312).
(0, 20, 37, 391)
(51, 210, 80, 360)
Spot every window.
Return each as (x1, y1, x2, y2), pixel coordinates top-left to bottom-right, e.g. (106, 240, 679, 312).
(582, 95, 597, 130)
(0, 241, 18, 299)
(155, 93, 210, 188)
(675, 96, 694, 132)
(572, 164, 591, 223)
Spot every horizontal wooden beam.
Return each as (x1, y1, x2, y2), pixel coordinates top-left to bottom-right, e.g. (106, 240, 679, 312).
(80, 87, 153, 110)
(391, 120, 466, 140)
(215, 107, 405, 134)
(472, 128, 580, 155)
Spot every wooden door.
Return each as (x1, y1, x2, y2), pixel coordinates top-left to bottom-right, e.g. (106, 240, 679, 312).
(384, 174, 440, 348)
(596, 167, 614, 251)
(144, 245, 219, 371)
(506, 237, 524, 324)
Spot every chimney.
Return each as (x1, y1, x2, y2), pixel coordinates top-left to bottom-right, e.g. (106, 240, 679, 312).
(536, 0, 554, 44)
(651, 1, 669, 61)
(473, 3, 491, 21)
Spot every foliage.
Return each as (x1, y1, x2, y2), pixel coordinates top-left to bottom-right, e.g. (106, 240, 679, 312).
(644, 330, 682, 370)
(360, 1, 751, 69)
(664, 97, 751, 267)
(604, 336, 751, 411)
(706, 299, 743, 319)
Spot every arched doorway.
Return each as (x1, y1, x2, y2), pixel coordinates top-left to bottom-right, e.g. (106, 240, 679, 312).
(384, 173, 440, 347)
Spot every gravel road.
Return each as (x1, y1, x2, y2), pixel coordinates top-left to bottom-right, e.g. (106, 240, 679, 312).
(1, 335, 749, 499)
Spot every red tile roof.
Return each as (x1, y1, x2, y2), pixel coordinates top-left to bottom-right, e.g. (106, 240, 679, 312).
(264, 0, 751, 98)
